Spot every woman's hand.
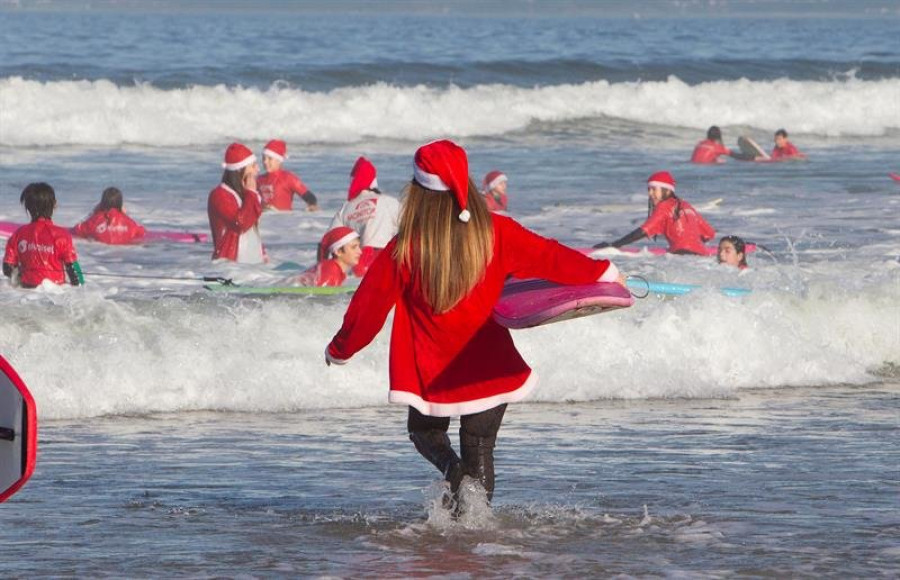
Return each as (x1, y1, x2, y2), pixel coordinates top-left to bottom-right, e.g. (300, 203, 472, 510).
(242, 170, 257, 192)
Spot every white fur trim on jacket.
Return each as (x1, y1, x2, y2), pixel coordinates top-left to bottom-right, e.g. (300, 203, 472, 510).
(388, 372, 539, 417)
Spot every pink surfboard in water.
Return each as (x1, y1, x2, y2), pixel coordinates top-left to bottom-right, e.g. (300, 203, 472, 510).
(0, 221, 207, 244)
(493, 279, 634, 329)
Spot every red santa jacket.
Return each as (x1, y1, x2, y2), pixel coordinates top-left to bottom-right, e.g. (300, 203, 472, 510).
(640, 196, 716, 255)
(483, 190, 509, 212)
(3, 218, 78, 287)
(690, 139, 732, 164)
(258, 169, 309, 211)
(296, 259, 347, 287)
(207, 183, 264, 262)
(72, 208, 146, 244)
(327, 214, 616, 417)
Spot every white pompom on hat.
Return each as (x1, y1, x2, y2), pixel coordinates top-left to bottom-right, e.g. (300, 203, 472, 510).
(222, 142, 256, 171)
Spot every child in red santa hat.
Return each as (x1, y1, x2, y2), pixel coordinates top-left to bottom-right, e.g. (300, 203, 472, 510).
(257, 139, 319, 212)
(294, 226, 361, 287)
(207, 142, 266, 263)
(481, 170, 509, 212)
(325, 139, 624, 509)
(73, 186, 147, 245)
(593, 171, 716, 255)
(329, 156, 401, 277)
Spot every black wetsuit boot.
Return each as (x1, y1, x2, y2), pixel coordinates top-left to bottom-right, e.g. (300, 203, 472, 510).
(409, 430, 465, 495)
(460, 432, 497, 502)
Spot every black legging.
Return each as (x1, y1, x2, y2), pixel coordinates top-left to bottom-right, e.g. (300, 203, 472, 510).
(407, 404, 507, 440)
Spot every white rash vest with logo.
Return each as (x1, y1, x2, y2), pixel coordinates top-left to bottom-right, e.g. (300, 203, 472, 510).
(328, 190, 401, 249)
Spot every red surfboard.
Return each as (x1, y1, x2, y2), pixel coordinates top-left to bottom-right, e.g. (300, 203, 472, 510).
(0, 355, 37, 503)
(890, 172, 900, 183)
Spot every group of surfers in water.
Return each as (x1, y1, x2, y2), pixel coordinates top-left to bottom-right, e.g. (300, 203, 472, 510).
(1, 126, 792, 289)
(3, 137, 782, 512)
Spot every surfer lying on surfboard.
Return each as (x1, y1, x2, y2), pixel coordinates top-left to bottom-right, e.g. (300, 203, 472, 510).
(593, 171, 716, 256)
(690, 126, 755, 164)
(72, 187, 147, 245)
(325, 139, 624, 511)
(294, 226, 361, 287)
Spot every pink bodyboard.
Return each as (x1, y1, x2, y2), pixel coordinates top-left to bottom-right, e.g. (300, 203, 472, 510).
(0, 221, 207, 243)
(890, 172, 900, 183)
(493, 279, 634, 329)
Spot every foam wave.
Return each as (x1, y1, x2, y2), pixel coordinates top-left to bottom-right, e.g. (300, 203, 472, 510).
(1, 276, 896, 420)
(1, 75, 898, 147)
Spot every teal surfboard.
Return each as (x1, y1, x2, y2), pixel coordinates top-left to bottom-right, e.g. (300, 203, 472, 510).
(627, 279, 751, 298)
(204, 282, 355, 295)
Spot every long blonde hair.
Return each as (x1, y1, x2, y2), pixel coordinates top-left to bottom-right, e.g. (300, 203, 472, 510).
(393, 179, 494, 313)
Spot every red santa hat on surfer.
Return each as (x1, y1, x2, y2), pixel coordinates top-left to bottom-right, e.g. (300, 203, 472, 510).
(413, 139, 471, 223)
(221, 142, 256, 171)
(482, 170, 507, 193)
(262, 139, 288, 162)
(647, 171, 676, 192)
(348, 156, 378, 200)
(318, 226, 359, 262)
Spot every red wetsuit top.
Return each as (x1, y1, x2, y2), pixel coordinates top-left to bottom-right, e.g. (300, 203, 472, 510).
(207, 183, 264, 263)
(691, 139, 732, 164)
(770, 141, 804, 160)
(3, 218, 78, 287)
(327, 214, 618, 417)
(72, 208, 146, 244)
(483, 191, 508, 212)
(296, 259, 347, 287)
(640, 197, 716, 255)
(258, 169, 310, 211)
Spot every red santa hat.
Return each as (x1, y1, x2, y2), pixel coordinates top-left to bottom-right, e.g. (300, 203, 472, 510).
(263, 139, 288, 162)
(221, 142, 256, 171)
(318, 226, 359, 262)
(413, 139, 471, 222)
(482, 170, 507, 193)
(348, 156, 378, 201)
(647, 171, 676, 192)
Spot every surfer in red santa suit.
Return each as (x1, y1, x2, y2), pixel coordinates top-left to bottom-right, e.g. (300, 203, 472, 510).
(257, 139, 319, 212)
(294, 226, 361, 287)
(329, 156, 401, 277)
(207, 142, 266, 263)
(326, 139, 624, 508)
(594, 171, 716, 255)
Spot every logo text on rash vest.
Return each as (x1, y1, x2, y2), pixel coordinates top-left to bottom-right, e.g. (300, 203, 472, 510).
(19, 240, 55, 254)
(345, 199, 377, 225)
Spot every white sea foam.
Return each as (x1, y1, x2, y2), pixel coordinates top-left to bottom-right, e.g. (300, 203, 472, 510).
(2, 75, 898, 148)
(1, 268, 896, 420)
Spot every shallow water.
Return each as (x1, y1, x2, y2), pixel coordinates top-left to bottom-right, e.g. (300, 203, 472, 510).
(2, 383, 898, 577)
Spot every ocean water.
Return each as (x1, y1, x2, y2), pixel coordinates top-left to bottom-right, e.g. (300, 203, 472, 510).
(0, 4, 899, 577)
